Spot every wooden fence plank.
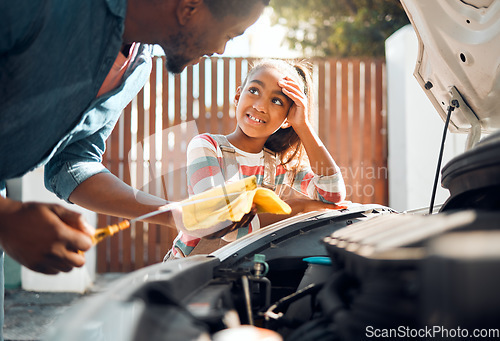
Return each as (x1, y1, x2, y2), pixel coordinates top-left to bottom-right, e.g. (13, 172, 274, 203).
(135, 88, 145, 269)
(173, 74, 183, 202)
(317, 60, 327, 147)
(109, 104, 121, 272)
(328, 59, 339, 159)
(374, 60, 388, 205)
(351, 60, 362, 203)
(161, 60, 173, 260)
(162, 56, 170, 132)
(211, 59, 219, 133)
(187, 65, 194, 122)
(223, 58, 231, 134)
(363, 60, 374, 206)
(148, 60, 158, 265)
(339, 60, 350, 193)
(198, 60, 206, 133)
(174, 74, 181, 127)
(122, 104, 132, 271)
(235, 58, 242, 88)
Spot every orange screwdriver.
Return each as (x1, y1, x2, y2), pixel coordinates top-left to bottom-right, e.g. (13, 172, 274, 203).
(91, 219, 131, 244)
(77, 203, 180, 255)
(77, 220, 131, 256)
(90, 203, 180, 245)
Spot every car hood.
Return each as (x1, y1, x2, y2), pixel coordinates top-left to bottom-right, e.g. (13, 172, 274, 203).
(400, 0, 500, 135)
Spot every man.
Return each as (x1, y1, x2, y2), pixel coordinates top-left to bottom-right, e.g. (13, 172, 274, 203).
(0, 0, 267, 337)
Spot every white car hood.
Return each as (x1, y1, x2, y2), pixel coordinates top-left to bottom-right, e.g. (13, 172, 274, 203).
(400, 0, 500, 136)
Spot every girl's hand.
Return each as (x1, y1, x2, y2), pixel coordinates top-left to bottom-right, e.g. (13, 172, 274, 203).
(278, 77, 309, 128)
(286, 198, 344, 214)
(258, 198, 346, 228)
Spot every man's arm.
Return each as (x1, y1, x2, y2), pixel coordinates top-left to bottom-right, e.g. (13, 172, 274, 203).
(68, 172, 177, 227)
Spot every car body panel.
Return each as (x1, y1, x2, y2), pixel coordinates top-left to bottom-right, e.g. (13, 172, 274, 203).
(401, 0, 500, 134)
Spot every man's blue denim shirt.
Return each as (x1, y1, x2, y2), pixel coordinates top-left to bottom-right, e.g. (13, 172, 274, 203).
(0, 0, 152, 202)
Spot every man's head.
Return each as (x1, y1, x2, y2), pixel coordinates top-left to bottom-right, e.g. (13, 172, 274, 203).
(124, 0, 268, 73)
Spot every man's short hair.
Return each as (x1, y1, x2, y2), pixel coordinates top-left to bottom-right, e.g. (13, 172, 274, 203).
(204, 0, 270, 19)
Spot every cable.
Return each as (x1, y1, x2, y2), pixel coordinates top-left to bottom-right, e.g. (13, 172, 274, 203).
(241, 275, 254, 325)
(264, 283, 324, 322)
(429, 100, 459, 214)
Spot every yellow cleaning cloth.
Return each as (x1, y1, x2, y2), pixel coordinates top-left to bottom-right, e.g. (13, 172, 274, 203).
(181, 175, 291, 231)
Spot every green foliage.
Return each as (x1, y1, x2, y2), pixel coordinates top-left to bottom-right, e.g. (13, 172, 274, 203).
(271, 0, 410, 57)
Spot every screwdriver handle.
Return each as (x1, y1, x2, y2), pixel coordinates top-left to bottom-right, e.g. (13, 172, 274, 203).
(77, 220, 131, 256)
(92, 220, 131, 245)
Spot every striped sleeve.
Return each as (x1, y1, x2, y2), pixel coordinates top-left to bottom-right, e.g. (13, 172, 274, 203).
(293, 165, 346, 204)
(186, 134, 226, 195)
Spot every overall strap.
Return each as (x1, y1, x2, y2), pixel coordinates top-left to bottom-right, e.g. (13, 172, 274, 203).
(262, 147, 277, 191)
(211, 134, 277, 191)
(211, 134, 239, 180)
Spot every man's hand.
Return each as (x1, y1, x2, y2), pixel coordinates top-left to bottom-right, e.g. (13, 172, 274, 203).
(0, 199, 93, 274)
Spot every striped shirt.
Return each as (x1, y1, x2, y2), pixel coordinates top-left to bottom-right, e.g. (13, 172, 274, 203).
(170, 133, 346, 257)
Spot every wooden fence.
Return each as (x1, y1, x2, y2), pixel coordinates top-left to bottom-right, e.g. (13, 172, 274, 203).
(97, 56, 387, 273)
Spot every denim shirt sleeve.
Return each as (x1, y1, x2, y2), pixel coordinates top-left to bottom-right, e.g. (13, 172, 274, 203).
(44, 44, 152, 202)
(44, 124, 113, 203)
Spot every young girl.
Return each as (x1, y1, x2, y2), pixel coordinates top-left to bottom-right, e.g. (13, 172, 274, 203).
(169, 59, 346, 258)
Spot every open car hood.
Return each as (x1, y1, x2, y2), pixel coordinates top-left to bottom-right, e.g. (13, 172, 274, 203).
(401, 0, 500, 137)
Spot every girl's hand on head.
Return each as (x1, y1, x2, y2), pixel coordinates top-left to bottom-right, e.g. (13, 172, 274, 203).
(278, 77, 309, 128)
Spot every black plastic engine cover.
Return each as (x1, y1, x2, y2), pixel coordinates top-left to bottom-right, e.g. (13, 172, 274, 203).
(441, 130, 500, 211)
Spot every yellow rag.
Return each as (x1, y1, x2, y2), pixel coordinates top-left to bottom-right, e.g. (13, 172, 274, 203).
(181, 175, 291, 231)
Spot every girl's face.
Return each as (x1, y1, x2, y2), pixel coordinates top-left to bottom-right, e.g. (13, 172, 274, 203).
(234, 67, 293, 139)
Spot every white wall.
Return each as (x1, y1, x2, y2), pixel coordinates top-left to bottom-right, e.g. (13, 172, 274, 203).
(10, 167, 96, 293)
(386, 25, 468, 212)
